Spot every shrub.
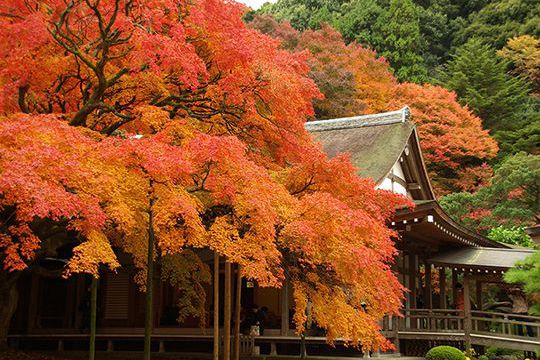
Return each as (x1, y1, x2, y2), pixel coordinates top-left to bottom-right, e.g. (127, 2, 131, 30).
(485, 346, 523, 360)
(426, 346, 467, 360)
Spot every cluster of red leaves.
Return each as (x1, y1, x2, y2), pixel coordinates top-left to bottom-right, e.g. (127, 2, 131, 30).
(250, 18, 498, 195)
(388, 84, 498, 194)
(0, 0, 412, 350)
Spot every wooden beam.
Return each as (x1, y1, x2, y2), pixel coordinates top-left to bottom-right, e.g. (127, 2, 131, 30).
(224, 262, 232, 360)
(213, 253, 219, 360)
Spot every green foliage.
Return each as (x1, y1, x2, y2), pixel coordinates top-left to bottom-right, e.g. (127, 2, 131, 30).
(485, 347, 524, 360)
(487, 226, 535, 248)
(260, 0, 430, 82)
(258, 0, 341, 31)
(440, 153, 540, 233)
(495, 108, 540, 157)
(455, 0, 540, 49)
(425, 346, 466, 360)
(377, 0, 428, 82)
(257, 0, 539, 85)
(504, 251, 540, 315)
(438, 39, 532, 132)
(333, 0, 384, 44)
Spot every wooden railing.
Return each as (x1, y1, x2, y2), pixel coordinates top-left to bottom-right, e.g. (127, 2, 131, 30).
(397, 309, 465, 332)
(382, 308, 540, 351)
(471, 310, 540, 338)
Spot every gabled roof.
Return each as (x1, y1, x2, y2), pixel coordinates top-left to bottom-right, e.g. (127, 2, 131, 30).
(305, 107, 435, 200)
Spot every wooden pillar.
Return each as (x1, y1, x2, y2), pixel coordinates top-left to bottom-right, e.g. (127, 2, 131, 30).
(280, 280, 289, 336)
(89, 276, 98, 360)
(233, 265, 242, 360)
(424, 262, 432, 309)
(213, 253, 219, 360)
(409, 254, 417, 329)
(463, 273, 472, 355)
(403, 255, 410, 329)
(476, 281, 483, 311)
(409, 254, 417, 309)
(27, 273, 39, 332)
(452, 268, 458, 308)
(439, 267, 447, 309)
(224, 261, 232, 360)
(65, 277, 75, 328)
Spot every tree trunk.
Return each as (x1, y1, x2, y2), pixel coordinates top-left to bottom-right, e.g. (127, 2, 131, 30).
(89, 276, 98, 360)
(233, 265, 242, 360)
(0, 271, 20, 352)
(144, 196, 156, 360)
(213, 253, 219, 360)
(223, 261, 232, 360)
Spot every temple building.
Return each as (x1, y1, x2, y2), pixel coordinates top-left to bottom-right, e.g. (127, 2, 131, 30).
(7, 108, 539, 356)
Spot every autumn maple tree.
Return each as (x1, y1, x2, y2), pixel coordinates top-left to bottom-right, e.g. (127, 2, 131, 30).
(388, 83, 499, 195)
(251, 17, 498, 195)
(0, 0, 410, 354)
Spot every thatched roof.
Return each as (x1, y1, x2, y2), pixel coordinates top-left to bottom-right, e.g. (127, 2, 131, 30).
(306, 107, 434, 200)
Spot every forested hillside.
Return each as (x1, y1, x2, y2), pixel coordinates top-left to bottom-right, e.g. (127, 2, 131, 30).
(248, 0, 539, 244)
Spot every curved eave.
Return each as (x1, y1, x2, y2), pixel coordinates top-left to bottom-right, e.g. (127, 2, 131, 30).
(392, 200, 509, 249)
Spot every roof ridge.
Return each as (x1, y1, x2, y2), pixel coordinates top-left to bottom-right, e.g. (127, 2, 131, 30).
(305, 106, 411, 132)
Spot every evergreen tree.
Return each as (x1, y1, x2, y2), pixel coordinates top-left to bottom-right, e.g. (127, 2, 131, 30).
(440, 153, 540, 233)
(438, 39, 531, 131)
(334, 0, 385, 44)
(495, 105, 540, 156)
(455, 0, 540, 49)
(504, 251, 540, 315)
(377, 0, 428, 82)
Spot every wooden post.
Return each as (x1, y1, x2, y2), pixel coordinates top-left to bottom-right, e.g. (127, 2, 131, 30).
(280, 280, 289, 336)
(439, 267, 446, 310)
(409, 254, 417, 309)
(89, 276, 98, 360)
(424, 262, 432, 309)
(233, 265, 242, 360)
(452, 268, 458, 308)
(213, 253, 219, 360)
(224, 261, 232, 360)
(143, 195, 156, 360)
(476, 281, 483, 311)
(463, 273, 472, 355)
(27, 273, 39, 332)
(408, 254, 418, 329)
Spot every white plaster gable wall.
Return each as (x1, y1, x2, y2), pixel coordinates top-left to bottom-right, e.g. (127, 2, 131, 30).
(375, 160, 410, 198)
